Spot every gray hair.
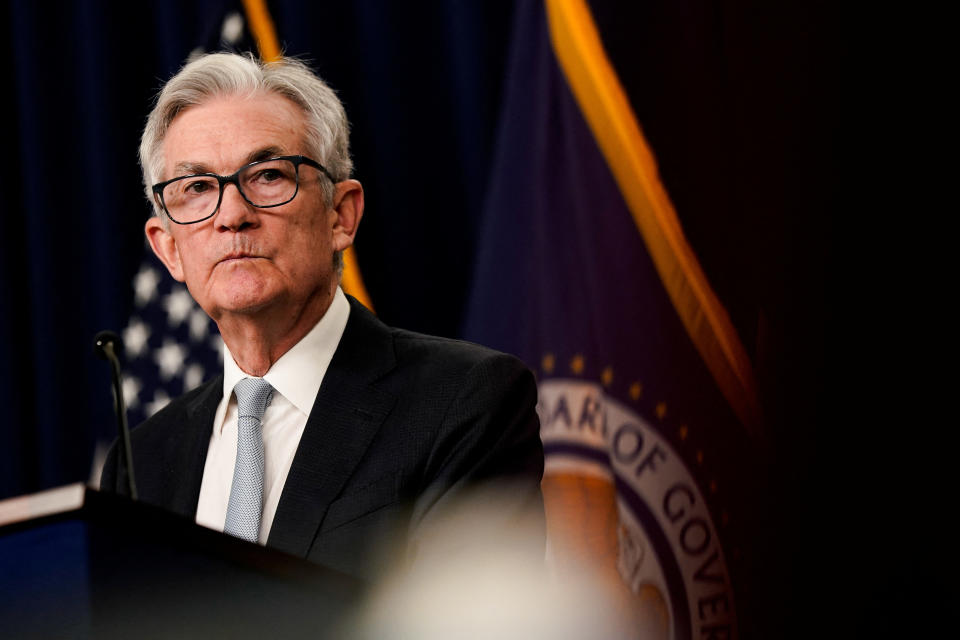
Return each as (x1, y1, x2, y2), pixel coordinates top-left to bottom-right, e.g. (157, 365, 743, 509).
(139, 52, 352, 216)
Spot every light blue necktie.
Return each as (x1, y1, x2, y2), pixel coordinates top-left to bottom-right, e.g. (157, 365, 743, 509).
(223, 377, 273, 542)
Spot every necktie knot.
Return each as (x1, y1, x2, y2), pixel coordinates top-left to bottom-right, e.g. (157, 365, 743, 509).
(234, 377, 273, 420)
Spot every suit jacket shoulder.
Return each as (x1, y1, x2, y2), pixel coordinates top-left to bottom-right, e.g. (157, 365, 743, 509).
(269, 297, 544, 577)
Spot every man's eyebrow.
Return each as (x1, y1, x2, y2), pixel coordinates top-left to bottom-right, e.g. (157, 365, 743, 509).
(173, 161, 211, 176)
(171, 147, 287, 177)
(246, 147, 285, 164)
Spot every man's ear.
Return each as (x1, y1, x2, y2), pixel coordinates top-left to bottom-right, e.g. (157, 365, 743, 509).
(330, 179, 364, 252)
(145, 216, 186, 282)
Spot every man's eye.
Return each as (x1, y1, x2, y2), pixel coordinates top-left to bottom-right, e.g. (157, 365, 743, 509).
(183, 179, 215, 195)
(252, 168, 284, 183)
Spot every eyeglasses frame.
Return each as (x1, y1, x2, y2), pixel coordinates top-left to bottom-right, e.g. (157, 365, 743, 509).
(151, 155, 335, 225)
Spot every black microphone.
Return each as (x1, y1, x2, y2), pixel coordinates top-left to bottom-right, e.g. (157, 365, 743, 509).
(94, 330, 138, 500)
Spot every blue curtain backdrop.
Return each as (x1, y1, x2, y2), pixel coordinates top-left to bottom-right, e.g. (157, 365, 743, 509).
(0, 1, 928, 636)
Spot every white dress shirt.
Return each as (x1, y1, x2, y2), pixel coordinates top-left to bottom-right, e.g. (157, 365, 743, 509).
(195, 287, 351, 543)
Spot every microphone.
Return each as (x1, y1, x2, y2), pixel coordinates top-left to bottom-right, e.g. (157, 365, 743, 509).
(94, 330, 138, 500)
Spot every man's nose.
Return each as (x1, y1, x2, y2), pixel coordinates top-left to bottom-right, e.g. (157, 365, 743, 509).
(215, 182, 260, 231)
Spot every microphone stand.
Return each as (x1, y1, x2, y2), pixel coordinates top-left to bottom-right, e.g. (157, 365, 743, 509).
(94, 331, 138, 500)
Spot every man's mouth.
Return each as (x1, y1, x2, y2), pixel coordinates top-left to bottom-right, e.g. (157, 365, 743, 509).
(217, 252, 263, 265)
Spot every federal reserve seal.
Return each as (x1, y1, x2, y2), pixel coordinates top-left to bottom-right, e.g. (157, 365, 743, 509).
(540, 379, 737, 640)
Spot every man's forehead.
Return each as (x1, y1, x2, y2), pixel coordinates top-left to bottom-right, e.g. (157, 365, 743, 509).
(163, 93, 307, 174)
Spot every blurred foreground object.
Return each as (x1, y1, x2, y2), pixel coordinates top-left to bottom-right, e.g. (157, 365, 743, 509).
(350, 490, 625, 640)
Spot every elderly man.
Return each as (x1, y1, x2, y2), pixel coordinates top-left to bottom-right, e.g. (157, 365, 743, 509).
(101, 52, 544, 579)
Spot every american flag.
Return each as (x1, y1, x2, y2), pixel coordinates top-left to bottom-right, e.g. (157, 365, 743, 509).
(120, 250, 222, 427)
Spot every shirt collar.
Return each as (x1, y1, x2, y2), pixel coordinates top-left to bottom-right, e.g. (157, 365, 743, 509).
(222, 287, 351, 415)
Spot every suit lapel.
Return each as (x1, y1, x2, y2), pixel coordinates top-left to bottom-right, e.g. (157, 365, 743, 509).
(267, 297, 397, 557)
(164, 375, 223, 518)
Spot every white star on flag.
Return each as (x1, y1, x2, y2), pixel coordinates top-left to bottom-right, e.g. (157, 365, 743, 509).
(164, 286, 195, 327)
(123, 318, 151, 358)
(122, 376, 142, 410)
(189, 307, 211, 342)
(183, 363, 205, 392)
(154, 339, 188, 381)
(221, 12, 244, 44)
(133, 266, 161, 306)
(145, 390, 171, 418)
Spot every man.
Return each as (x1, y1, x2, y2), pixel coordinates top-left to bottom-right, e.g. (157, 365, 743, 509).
(101, 52, 544, 580)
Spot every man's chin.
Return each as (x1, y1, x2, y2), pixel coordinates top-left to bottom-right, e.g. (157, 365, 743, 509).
(207, 268, 279, 312)
(219, 296, 276, 316)
(208, 285, 280, 318)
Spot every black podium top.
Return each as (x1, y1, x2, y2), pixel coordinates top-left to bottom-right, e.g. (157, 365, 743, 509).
(0, 489, 367, 639)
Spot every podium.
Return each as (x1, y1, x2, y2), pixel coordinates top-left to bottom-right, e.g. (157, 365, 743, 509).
(0, 486, 367, 639)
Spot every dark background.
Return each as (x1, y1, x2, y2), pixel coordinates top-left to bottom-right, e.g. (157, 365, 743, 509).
(0, 0, 934, 636)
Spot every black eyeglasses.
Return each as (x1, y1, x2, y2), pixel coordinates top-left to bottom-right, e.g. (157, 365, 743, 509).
(151, 155, 334, 225)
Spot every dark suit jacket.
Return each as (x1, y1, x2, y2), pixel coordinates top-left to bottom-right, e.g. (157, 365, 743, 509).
(101, 296, 544, 579)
